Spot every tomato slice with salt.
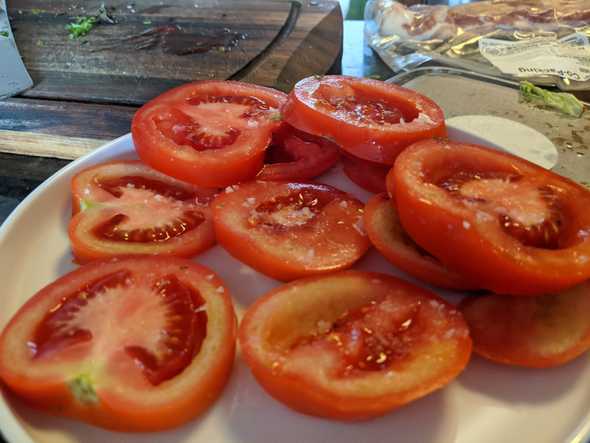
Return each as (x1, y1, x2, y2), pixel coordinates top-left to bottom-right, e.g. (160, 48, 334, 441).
(257, 123, 340, 181)
(391, 139, 590, 296)
(69, 161, 217, 264)
(364, 193, 478, 290)
(239, 271, 472, 420)
(211, 181, 370, 281)
(132, 80, 286, 188)
(0, 256, 236, 431)
(282, 76, 446, 165)
(460, 281, 590, 368)
(342, 153, 389, 194)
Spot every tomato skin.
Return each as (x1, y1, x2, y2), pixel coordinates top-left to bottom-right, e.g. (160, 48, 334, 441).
(282, 76, 446, 165)
(0, 256, 237, 432)
(342, 153, 389, 194)
(132, 81, 287, 188)
(68, 161, 217, 264)
(211, 181, 370, 281)
(257, 124, 340, 182)
(364, 193, 478, 290)
(460, 281, 590, 368)
(391, 139, 590, 296)
(239, 271, 472, 420)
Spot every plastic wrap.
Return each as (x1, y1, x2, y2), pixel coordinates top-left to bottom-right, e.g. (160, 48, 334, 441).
(365, 0, 590, 90)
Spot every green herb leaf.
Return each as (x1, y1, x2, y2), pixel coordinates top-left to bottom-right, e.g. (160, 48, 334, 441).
(66, 16, 98, 39)
(0, 31, 9, 38)
(520, 81, 584, 118)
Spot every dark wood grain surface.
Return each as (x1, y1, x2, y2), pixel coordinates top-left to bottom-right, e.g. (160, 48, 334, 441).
(9, 0, 342, 104)
(0, 19, 360, 226)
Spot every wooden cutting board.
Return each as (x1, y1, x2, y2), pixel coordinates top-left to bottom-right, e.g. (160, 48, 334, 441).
(0, 0, 342, 160)
(8, 0, 343, 104)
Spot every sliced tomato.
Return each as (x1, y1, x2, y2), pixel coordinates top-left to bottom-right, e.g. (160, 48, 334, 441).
(257, 123, 340, 181)
(391, 139, 590, 296)
(460, 282, 590, 368)
(132, 80, 287, 188)
(342, 153, 390, 194)
(0, 256, 236, 431)
(281, 75, 446, 165)
(364, 193, 478, 290)
(239, 271, 472, 420)
(211, 181, 370, 281)
(69, 161, 217, 264)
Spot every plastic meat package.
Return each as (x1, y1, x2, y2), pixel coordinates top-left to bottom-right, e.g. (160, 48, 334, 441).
(365, 0, 590, 90)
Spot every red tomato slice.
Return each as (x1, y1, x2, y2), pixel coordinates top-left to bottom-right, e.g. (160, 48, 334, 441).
(391, 139, 590, 296)
(460, 282, 590, 368)
(342, 153, 389, 194)
(364, 193, 478, 290)
(0, 256, 236, 431)
(69, 161, 216, 264)
(211, 181, 370, 281)
(239, 271, 472, 420)
(132, 80, 287, 188)
(282, 76, 446, 165)
(257, 123, 340, 181)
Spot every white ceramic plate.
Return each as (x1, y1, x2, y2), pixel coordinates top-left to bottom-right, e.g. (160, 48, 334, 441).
(1, 134, 590, 443)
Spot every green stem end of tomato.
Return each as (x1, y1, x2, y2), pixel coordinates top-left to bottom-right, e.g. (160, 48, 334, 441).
(69, 373, 99, 405)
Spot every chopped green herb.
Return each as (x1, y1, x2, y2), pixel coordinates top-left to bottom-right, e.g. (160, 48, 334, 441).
(520, 81, 584, 118)
(143, 19, 152, 25)
(66, 16, 98, 39)
(0, 31, 8, 38)
(30, 8, 43, 15)
(66, 4, 116, 40)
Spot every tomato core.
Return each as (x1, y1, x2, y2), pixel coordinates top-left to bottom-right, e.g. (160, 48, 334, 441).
(247, 189, 331, 230)
(437, 171, 564, 249)
(97, 175, 199, 202)
(154, 94, 273, 151)
(284, 297, 428, 378)
(313, 81, 407, 125)
(94, 210, 205, 243)
(29, 272, 207, 386)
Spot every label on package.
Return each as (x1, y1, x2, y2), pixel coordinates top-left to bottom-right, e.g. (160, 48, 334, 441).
(479, 34, 590, 82)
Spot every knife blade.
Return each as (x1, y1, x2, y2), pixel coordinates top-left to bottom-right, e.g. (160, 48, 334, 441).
(0, 0, 33, 100)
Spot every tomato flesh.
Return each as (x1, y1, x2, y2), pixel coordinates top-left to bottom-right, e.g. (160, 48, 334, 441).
(257, 124, 340, 181)
(212, 181, 370, 281)
(282, 76, 446, 165)
(132, 80, 287, 187)
(391, 139, 590, 295)
(239, 271, 472, 420)
(342, 153, 389, 194)
(460, 281, 590, 368)
(364, 193, 477, 290)
(0, 257, 236, 432)
(69, 161, 216, 263)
